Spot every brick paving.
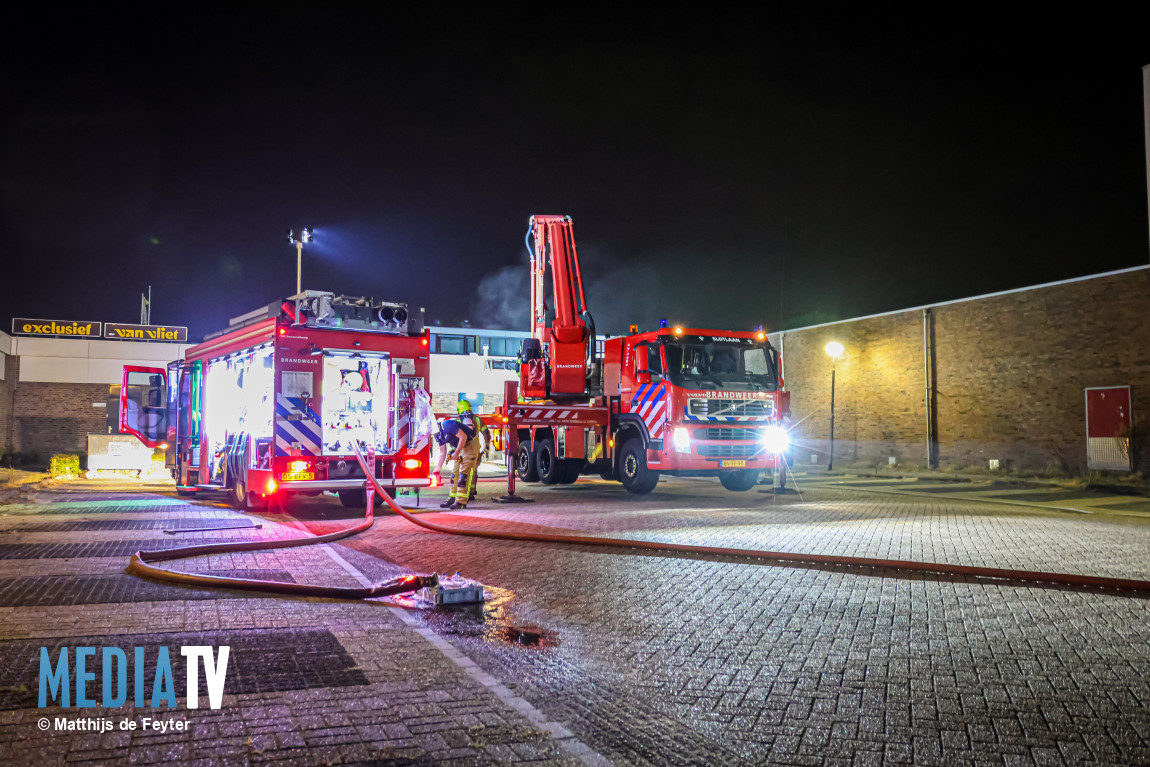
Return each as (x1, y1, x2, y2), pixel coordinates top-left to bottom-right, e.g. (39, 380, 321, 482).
(4, 475, 1150, 765)
(319, 476, 1150, 766)
(0, 481, 590, 766)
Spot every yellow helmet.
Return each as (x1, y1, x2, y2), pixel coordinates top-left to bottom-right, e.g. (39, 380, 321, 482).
(457, 399, 473, 414)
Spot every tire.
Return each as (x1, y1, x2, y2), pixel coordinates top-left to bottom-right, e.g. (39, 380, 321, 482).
(516, 441, 538, 482)
(719, 469, 759, 492)
(534, 438, 563, 484)
(619, 439, 658, 494)
(230, 476, 266, 511)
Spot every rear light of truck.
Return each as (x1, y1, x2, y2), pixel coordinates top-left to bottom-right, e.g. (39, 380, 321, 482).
(402, 458, 422, 470)
(266, 478, 278, 494)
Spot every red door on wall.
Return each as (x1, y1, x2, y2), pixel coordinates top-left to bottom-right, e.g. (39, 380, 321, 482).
(1085, 386, 1131, 471)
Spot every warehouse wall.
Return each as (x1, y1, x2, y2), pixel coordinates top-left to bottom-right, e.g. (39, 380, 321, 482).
(13, 382, 110, 455)
(771, 266, 1150, 475)
(0, 332, 13, 451)
(3, 336, 188, 458)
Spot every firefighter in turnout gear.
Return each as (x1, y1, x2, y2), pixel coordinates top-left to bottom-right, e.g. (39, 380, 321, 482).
(433, 416, 479, 510)
(456, 399, 488, 501)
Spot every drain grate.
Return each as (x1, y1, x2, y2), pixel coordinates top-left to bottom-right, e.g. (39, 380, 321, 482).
(0, 571, 296, 607)
(0, 519, 252, 533)
(0, 538, 302, 559)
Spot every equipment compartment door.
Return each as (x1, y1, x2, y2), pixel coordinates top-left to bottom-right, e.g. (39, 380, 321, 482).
(321, 352, 391, 455)
(1085, 386, 1132, 471)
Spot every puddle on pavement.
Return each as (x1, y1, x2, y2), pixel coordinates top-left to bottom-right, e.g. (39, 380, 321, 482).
(496, 624, 558, 647)
(414, 584, 559, 649)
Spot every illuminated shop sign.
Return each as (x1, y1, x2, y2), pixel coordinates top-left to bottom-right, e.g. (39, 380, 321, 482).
(12, 318, 102, 337)
(9, 319, 188, 342)
(105, 323, 188, 342)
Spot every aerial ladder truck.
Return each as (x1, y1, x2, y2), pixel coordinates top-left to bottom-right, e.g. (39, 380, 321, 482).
(500, 215, 790, 494)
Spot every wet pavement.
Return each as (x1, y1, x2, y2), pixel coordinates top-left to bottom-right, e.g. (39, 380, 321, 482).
(3, 472, 1150, 765)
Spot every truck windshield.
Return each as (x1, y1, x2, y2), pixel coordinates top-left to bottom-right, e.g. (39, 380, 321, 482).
(662, 338, 779, 392)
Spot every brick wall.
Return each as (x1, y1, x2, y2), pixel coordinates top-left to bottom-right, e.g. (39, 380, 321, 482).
(771, 268, 1150, 475)
(13, 382, 111, 457)
(0, 355, 14, 450)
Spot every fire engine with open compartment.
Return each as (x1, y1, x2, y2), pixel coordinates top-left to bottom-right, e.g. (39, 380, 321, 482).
(118, 291, 437, 509)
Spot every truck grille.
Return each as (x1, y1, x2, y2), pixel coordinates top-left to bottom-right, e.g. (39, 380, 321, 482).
(697, 444, 763, 459)
(688, 399, 773, 418)
(694, 427, 761, 441)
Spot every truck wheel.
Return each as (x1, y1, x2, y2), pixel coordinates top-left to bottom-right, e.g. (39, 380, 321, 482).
(516, 442, 538, 482)
(230, 477, 266, 511)
(719, 469, 759, 492)
(534, 438, 563, 484)
(620, 439, 659, 494)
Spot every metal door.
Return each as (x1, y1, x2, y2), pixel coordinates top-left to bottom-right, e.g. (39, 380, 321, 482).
(1085, 386, 1131, 470)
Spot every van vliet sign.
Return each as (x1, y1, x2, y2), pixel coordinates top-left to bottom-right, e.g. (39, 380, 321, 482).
(104, 323, 188, 342)
(12, 319, 187, 342)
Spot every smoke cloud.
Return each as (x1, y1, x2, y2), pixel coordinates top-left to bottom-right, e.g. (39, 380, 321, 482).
(467, 242, 741, 337)
(469, 264, 529, 330)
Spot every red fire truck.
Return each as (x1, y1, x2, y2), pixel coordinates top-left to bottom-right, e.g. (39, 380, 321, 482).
(503, 215, 790, 494)
(118, 291, 437, 509)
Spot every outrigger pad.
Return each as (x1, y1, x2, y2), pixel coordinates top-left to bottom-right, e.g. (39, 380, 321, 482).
(491, 495, 534, 504)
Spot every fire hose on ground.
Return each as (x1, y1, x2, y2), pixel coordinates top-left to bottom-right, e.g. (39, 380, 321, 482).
(126, 472, 433, 599)
(130, 443, 1150, 599)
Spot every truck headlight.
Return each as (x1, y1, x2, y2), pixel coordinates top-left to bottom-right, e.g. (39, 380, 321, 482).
(761, 425, 789, 454)
(672, 427, 691, 454)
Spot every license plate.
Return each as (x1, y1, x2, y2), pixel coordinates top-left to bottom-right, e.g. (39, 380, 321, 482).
(720, 460, 746, 468)
(280, 472, 314, 481)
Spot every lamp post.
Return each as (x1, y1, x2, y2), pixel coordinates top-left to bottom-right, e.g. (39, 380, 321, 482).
(287, 227, 314, 295)
(824, 341, 844, 471)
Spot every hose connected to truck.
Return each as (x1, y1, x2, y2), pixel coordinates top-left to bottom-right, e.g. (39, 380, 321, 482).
(351, 446, 1150, 596)
(129, 444, 1150, 600)
(127, 488, 435, 599)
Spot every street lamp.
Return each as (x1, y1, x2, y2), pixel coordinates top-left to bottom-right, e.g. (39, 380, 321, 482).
(824, 341, 844, 471)
(286, 227, 314, 295)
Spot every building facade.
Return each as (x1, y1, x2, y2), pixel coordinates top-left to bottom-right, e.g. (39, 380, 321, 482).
(770, 266, 1150, 475)
(0, 331, 189, 458)
(8, 266, 1145, 477)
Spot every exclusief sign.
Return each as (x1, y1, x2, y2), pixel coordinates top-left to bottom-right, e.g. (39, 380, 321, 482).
(11, 319, 188, 342)
(12, 319, 102, 337)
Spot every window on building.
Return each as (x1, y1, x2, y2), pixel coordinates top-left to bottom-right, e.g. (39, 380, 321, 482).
(437, 335, 465, 354)
(481, 337, 508, 356)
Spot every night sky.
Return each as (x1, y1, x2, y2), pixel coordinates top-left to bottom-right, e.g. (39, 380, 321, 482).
(2, 6, 1148, 340)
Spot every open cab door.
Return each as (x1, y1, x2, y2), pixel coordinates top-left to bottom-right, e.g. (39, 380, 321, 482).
(120, 366, 169, 448)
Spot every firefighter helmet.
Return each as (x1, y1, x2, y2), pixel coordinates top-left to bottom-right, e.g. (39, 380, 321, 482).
(457, 399, 473, 414)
